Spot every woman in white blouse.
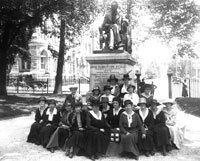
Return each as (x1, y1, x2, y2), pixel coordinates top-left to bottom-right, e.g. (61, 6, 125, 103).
(123, 84, 139, 107)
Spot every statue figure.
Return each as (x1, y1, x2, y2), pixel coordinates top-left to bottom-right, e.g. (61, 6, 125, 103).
(99, 1, 131, 52)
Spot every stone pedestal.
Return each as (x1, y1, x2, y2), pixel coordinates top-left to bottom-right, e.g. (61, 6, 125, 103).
(86, 50, 136, 92)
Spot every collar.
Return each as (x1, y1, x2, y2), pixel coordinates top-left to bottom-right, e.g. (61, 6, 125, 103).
(46, 108, 57, 115)
(141, 93, 153, 98)
(139, 108, 149, 122)
(89, 110, 102, 120)
(123, 110, 135, 117)
(113, 107, 122, 115)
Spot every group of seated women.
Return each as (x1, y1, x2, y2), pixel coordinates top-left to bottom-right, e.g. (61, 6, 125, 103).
(27, 90, 185, 161)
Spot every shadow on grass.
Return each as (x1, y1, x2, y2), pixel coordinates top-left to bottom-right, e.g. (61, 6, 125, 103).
(0, 94, 67, 120)
(176, 97, 200, 118)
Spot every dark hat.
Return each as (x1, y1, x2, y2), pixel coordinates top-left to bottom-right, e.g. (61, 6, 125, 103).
(143, 84, 152, 90)
(92, 86, 101, 93)
(69, 86, 78, 91)
(74, 102, 82, 108)
(124, 99, 133, 106)
(101, 97, 109, 103)
(151, 99, 160, 106)
(127, 84, 136, 90)
(38, 96, 46, 103)
(122, 74, 132, 80)
(90, 99, 101, 107)
(48, 99, 57, 105)
(103, 85, 113, 91)
(112, 97, 122, 105)
(107, 74, 118, 82)
(137, 98, 147, 106)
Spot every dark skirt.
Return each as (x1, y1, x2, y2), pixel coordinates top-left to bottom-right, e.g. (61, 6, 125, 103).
(27, 122, 43, 145)
(39, 125, 57, 148)
(119, 132, 140, 156)
(138, 130, 154, 151)
(65, 130, 86, 150)
(46, 127, 70, 149)
(153, 126, 170, 147)
(85, 130, 110, 157)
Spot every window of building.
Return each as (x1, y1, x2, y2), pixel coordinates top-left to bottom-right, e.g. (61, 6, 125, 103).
(40, 50, 48, 70)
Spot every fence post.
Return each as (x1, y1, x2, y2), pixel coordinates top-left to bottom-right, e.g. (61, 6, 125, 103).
(188, 79, 191, 97)
(47, 78, 48, 94)
(167, 70, 173, 99)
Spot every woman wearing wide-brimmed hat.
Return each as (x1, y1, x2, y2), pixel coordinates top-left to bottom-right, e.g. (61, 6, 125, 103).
(119, 74, 132, 97)
(150, 99, 171, 156)
(140, 84, 154, 107)
(84, 99, 111, 161)
(100, 85, 115, 104)
(88, 86, 101, 103)
(27, 96, 47, 145)
(119, 99, 145, 160)
(162, 99, 184, 149)
(39, 99, 61, 148)
(107, 74, 119, 95)
(46, 101, 72, 153)
(135, 98, 155, 157)
(65, 102, 87, 158)
(123, 84, 139, 107)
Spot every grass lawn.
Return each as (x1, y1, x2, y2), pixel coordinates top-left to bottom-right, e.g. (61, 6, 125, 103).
(1, 94, 200, 119)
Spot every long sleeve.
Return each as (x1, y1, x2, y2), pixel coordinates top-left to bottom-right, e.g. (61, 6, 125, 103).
(136, 114, 146, 135)
(119, 114, 128, 134)
(35, 109, 41, 123)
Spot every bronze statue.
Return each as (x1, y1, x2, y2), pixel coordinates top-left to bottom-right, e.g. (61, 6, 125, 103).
(99, 1, 131, 52)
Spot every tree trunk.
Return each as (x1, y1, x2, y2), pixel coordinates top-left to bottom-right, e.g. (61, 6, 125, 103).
(0, 49, 8, 96)
(53, 18, 66, 94)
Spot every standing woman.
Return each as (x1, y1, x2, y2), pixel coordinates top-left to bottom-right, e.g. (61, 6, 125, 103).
(46, 101, 72, 153)
(85, 99, 111, 161)
(136, 98, 155, 157)
(163, 99, 184, 149)
(140, 84, 154, 107)
(150, 99, 171, 156)
(27, 97, 47, 145)
(123, 84, 139, 107)
(119, 100, 145, 160)
(39, 99, 61, 148)
(65, 102, 87, 158)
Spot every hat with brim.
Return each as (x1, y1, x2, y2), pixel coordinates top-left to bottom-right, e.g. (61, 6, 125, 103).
(124, 99, 133, 106)
(127, 84, 136, 91)
(101, 97, 109, 103)
(74, 102, 82, 108)
(38, 96, 46, 103)
(48, 99, 57, 105)
(107, 74, 118, 82)
(90, 99, 101, 107)
(137, 98, 147, 106)
(92, 86, 101, 93)
(69, 86, 78, 91)
(143, 84, 152, 90)
(103, 85, 113, 91)
(151, 99, 161, 106)
(163, 99, 175, 105)
(122, 74, 132, 80)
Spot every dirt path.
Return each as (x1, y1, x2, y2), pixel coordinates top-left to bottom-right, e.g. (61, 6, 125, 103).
(0, 112, 200, 161)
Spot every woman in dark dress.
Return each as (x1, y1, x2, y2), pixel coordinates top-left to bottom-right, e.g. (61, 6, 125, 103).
(65, 102, 87, 158)
(85, 99, 111, 161)
(39, 99, 61, 148)
(46, 101, 72, 153)
(119, 100, 145, 160)
(27, 96, 47, 145)
(140, 84, 154, 107)
(150, 99, 171, 156)
(136, 98, 155, 157)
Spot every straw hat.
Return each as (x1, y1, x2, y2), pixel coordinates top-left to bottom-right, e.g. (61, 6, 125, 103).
(127, 84, 136, 90)
(162, 99, 175, 105)
(69, 86, 78, 91)
(137, 97, 147, 106)
(92, 86, 101, 93)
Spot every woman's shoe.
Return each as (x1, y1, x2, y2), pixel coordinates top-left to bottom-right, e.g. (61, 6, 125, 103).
(144, 151, 150, 157)
(50, 148, 55, 153)
(69, 152, 73, 159)
(90, 155, 95, 161)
